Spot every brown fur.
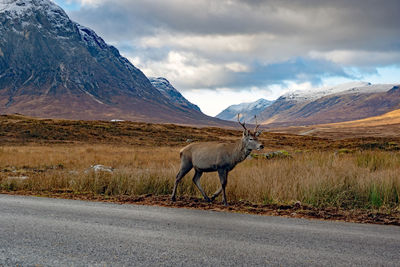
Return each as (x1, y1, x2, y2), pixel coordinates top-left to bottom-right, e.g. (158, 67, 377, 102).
(171, 130, 263, 205)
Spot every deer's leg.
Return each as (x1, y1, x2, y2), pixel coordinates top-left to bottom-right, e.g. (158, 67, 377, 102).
(211, 169, 228, 202)
(171, 163, 192, 201)
(192, 170, 211, 202)
(217, 169, 228, 206)
(211, 187, 222, 201)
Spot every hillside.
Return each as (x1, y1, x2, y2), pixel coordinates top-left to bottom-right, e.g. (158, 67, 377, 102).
(149, 77, 201, 112)
(333, 109, 400, 127)
(269, 108, 400, 139)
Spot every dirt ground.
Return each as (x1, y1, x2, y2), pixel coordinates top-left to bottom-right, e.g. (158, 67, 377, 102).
(2, 114, 400, 151)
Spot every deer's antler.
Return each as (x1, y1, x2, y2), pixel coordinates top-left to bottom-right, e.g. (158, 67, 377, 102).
(254, 115, 263, 136)
(254, 115, 260, 133)
(237, 114, 247, 131)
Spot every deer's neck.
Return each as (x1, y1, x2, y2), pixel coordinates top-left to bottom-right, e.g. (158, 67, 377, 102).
(233, 139, 251, 165)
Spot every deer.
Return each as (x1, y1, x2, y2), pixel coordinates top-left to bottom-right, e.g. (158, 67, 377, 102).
(171, 115, 264, 206)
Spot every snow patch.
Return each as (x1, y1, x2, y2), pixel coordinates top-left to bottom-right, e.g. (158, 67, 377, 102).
(216, 98, 274, 121)
(1, 0, 73, 35)
(1, 0, 67, 19)
(282, 82, 395, 102)
(76, 24, 109, 49)
(149, 77, 201, 112)
(224, 99, 273, 113)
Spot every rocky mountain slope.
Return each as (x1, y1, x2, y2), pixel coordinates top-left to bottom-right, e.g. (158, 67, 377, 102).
(149, 77, 201, 112)
(216, 98, 273, 121)
(0, 0, 227, 125)
(257, 82, 400, 126)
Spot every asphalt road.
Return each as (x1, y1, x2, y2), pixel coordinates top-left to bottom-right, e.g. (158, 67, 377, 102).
(1, 194, 399, 266)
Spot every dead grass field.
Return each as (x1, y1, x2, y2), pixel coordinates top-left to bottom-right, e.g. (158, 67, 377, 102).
(1, 144, 399, 210)
(1, 115, 400, 224)
(270, 109, 400, 139)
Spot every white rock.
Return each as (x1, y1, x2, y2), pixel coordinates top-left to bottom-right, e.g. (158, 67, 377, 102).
(86, 164, 113, 173)
(7, 176, 29, 180)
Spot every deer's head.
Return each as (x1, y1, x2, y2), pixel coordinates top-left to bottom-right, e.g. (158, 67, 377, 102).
(238, 114, 264, 151)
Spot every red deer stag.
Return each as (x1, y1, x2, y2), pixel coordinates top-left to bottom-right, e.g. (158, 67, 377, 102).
(171, 115, 264, 206)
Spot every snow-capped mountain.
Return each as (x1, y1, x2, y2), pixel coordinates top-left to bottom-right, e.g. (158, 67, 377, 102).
(258, 82, 400, 126)
(216, 98, 274, 121)
(0, 0, 228, 125)
(1, 0, 68, 21)
(149, 77, 201, 112)
(281, 81, 394, 102)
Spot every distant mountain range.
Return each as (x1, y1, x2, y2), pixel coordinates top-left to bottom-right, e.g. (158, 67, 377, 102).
(257, 82, 400, 126)
(216, 98, 273, 121)
(0, 0, 227, 125)
(218, 82, 400, 127)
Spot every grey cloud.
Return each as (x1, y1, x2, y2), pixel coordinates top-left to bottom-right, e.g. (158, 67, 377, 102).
(62, 0, 400, 91)
(217, 57, 353, 89)
(69, 0, 400, 51)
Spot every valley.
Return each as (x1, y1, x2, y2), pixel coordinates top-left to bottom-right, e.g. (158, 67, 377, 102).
(1, 114, 399, 225)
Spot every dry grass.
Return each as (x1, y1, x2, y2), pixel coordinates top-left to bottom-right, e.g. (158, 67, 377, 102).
(270, 109, 400, 139)
(1, 144, 399, 210)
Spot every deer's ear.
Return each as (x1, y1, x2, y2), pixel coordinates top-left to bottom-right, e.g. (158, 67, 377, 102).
(243, 130, 250, 137)
(255, 131, 262, 137)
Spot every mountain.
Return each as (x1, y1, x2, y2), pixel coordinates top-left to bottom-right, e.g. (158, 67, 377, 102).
(282, 81, 372, 102)
(0, 0, 228, 125)
(216, 98, 273, 121)
(149, 77, 201, 112)
(258, 82, 400, 126)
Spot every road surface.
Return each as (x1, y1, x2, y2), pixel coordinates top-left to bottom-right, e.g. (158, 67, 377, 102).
(0, 194, 399, 266)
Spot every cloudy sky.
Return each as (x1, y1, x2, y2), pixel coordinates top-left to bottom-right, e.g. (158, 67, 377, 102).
(54, 0, 400, 116)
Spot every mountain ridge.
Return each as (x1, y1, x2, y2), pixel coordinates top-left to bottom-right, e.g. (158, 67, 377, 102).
(149, 77, 201, 112)
(216, 98, 273, 121)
